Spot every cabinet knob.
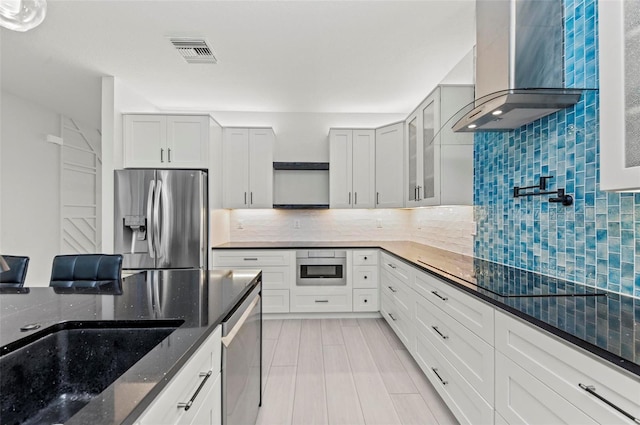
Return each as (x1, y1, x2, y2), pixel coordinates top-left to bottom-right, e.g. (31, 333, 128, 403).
(364, 275, 368, 279)
(364, 256, 368, 260)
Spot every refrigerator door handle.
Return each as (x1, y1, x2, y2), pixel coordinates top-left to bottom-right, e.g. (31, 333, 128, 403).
(147, 179, 156, 259)
(153, 179, 163, 260)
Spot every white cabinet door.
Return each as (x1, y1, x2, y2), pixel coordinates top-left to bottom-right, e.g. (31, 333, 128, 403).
(222, 128, 250, 208)
(124, 115, 166, 168)
(375, 122, 404, 208)
(248, 128, 274, 208)
(495, 352, 597, 425)
(329, 129, 353, 208)
(352, 129, 375, 208)
(599, 0, 640, 191)
(166, 115, 209, 168)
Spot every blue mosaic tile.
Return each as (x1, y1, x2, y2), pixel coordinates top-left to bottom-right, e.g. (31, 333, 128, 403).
(473, 0, 640, 298)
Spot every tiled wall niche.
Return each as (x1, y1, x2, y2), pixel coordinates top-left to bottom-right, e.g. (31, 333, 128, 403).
(474, 0, 640, 298)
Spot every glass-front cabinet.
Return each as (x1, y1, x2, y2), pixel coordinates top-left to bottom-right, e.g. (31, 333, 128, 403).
(405, 85, 475, 206)
(599, 0, 640, 191)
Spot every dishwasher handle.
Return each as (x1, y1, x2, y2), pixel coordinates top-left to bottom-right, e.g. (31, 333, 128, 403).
(221, 295, 260, 348)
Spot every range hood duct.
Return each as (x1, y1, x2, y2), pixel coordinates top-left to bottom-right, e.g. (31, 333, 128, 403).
(453, 0, 583, 132)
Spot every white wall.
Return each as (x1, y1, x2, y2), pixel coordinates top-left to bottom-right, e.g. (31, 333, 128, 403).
(1, 91, 62, 285)
(208, 111, 405, 162)
(101, 77, 159, 252)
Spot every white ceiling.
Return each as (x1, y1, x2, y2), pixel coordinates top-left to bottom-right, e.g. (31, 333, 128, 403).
(0, 1, 475, 129)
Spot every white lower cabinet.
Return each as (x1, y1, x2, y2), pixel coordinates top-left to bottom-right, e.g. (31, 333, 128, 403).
(212, 250, 294, 313)
(495, 352, 597, 425)
(290, 290, 352, 312)
(414, 294, 494, 404)
(495, 311, 640, 424)
(381, 292, 414, 351)
(353, 288, 378, 312)
(414, 328, 494, 425)
(262, 289, 290, 313)
(137, 326, 222, 425)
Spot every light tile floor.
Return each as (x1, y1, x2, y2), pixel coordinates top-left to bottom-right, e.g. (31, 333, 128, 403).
(257, 318, 459, 425)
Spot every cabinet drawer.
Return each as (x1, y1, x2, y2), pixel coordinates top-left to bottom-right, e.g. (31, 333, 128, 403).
(353, 288, 378, 312)
(353, 265, 378, 289)
(495, 311, 640, 424)
(352, 250, 378, 266)
(495, 352, 597, 425)
(290, 291, 352, 313)
(260, 267, 292, 290)
(380, 293, 413, 351)
(381, 269, 413, 317)
(262, 289, 289, 313)
(212, 250, 292, 267)
(380, 252, 411, 284)
(414, 330, 494, 425)
(415, 295, 494, 405)
(413, 270, 494, 344)
(139, 326, 222, 424)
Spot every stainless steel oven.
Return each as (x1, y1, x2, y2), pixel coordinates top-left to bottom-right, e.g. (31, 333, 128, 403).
(296, 250, 347, 286)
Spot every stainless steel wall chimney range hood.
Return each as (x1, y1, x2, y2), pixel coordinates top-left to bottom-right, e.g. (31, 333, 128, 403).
(452, 0, 584, 132)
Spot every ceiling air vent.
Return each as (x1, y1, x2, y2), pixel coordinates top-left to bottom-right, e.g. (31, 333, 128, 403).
(170, 38, 217, 64)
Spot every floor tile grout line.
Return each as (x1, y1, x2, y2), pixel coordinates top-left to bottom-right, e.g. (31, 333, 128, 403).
(362, 319, 418, 424)
(392, 347, 446, 425)
(289, 319, 303, 425)
(339, 323, 369, 425)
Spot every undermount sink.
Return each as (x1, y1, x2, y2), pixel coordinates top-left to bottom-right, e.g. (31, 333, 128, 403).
(0, 320, 183, 425)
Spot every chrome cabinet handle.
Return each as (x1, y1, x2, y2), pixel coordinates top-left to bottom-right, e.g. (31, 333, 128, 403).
(387, 263, 396, 269)
(354, 192, 358, 205)
(315, 300, 329, 303)
(417, 185, 422, 201)
(388, 312, 397, 321)
(244, 192, 247, 205)
(431, 290, 448, 301)
(376, 192, 380, 204)
(250, 192, 253, 205)
(432, 326, 449, 340)
(178, 370, 213, 411)
(387, 286, 397, 293)
(160, 148, 164, 163)
(167, 148, 172, 163)
(243, 258, 258, 261)
(348, 192, 351, 205)
(578, 384, 640, 423)
(432, 368, 448, 385)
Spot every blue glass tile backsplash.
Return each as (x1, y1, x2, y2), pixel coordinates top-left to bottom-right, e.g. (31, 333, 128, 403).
(473, 0, 640, 298)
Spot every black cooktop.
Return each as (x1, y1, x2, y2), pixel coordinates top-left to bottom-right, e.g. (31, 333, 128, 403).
(472, 259, 607, 298)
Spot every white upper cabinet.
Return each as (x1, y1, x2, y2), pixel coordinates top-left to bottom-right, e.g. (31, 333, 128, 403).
(405, 85, 474, 207)
(599, 1, 640, 191)
(329, 128, 375, 209)
(375, 122, 405, 208)
(124, 115, 210, 169)
(222, 127, 274, 209)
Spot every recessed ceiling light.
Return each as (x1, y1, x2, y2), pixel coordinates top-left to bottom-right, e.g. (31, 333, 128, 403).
(468, 124, 477, 129)
(492, 110, 503, 115)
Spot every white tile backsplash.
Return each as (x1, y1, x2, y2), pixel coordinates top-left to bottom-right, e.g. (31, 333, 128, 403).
(227, 205, 475, 255)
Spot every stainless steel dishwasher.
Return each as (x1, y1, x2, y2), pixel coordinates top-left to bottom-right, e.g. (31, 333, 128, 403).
(221, 282, 262, 425)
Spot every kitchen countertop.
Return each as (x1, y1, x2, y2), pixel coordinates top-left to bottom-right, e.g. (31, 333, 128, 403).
(213, 241, 640, 377)
(0, 269, 261, 425)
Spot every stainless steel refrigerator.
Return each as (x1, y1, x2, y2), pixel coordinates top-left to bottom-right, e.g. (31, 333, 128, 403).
(114, 169, 208, 270)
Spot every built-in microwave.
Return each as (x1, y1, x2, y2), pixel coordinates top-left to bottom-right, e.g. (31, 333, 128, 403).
(296, 250, 347, 286)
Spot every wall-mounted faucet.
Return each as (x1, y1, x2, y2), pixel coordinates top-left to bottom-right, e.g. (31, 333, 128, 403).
(513, 176, 573, 206)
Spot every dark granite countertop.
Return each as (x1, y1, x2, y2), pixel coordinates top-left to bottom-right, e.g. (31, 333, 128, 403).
(213, 241, 640, 377)
(0, 269, 261, 425)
